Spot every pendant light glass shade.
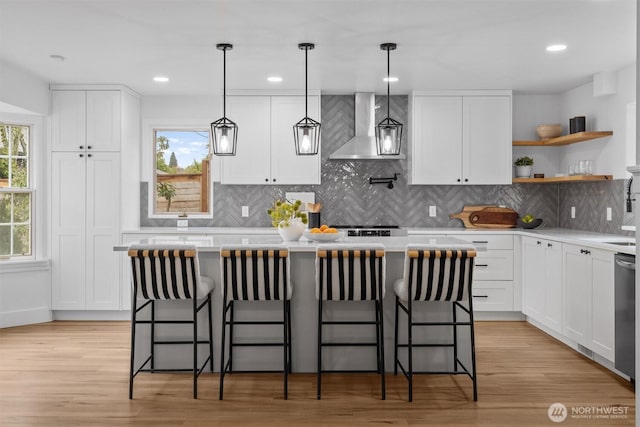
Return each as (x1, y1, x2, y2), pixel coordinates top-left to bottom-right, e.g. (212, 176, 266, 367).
(376, 43, 402, 156)
(293, 43, 320, 155)
(211, 43, 238, 156)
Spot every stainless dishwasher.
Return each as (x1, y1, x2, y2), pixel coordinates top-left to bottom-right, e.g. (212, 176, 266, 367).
(614, 253, 635, 380)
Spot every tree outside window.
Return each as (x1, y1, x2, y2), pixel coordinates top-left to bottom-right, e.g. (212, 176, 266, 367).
(0, 123, 31, 257)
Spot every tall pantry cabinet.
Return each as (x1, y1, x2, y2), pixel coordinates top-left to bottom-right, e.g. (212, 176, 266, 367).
(50, 86, 140, 311)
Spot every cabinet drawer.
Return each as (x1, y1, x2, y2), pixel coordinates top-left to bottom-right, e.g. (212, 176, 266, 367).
(449, 233, 513, 250)
(471, 282, 514, 311)
(474, 251, 513, 280)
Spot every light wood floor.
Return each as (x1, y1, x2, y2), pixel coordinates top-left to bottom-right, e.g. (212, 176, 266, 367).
(0, 321, 634, 426)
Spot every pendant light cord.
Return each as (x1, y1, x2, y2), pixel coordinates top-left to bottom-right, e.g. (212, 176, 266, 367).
(386, 47, 390, 119)
(223, 47, 227, 118)
(305, 46, 308, 118)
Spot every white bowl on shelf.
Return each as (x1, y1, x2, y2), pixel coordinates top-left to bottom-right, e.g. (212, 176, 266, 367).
(303, 230, 346, 242)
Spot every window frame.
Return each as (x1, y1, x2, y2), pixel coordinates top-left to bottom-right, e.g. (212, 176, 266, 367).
(0, 115, 40, 261)
(142, 120, 219, 220)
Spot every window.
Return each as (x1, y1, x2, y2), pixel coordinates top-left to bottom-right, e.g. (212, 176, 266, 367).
(154, 129, 211, 215)
(0, 123, 31, 257)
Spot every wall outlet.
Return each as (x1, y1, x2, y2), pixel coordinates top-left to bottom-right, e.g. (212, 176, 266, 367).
(429, 205, 437, 217)
(177, 219, 188, 228)
(571, 206, 576, 219)
(606, 207, 612, 221)
(242, 206, 249, 217)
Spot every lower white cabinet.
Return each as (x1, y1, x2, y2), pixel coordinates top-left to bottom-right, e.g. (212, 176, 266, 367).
(51, 152, 121, 310)
(522, 237, 562, 333)
(562, 244, 615, 361)
(449, 233, 514, 311)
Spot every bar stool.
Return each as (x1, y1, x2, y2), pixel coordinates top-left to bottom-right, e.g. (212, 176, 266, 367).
(219, 246, 292, 400)
(127, 245, 214, 399)
(315, 244, 386, 400)
(393, 244, 477, 402)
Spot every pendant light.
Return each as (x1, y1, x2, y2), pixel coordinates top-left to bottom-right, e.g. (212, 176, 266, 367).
(211, 43, 238, 156)
(375, 42, 402, 156)
(293, 42, 321, 155)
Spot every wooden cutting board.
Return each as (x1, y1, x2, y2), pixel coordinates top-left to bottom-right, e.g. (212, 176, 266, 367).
(449, 205, 495, 228)
(469, 207, 518, 228)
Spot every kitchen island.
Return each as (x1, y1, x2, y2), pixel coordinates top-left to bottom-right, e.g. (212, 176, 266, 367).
(119, 234, 475, 373)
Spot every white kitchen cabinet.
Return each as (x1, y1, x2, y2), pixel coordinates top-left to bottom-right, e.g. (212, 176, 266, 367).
(409, 91, 512, 185)
(448, 233, 514, 311)
(522, 237, 562, 333)
(51, 152, 120, 310)
(221, 94, 321, 185)
(51, 90, 121, 152)
(50, 85, 140, 311)
(562, 244, 615, 361)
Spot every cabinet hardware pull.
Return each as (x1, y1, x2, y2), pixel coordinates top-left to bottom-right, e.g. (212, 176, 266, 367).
(79, 154, 83, 158)
(272, 178, 276, 182)
(547, 243, 552, 247)
(536, 241, 541, 245)
(457, 178, 461, 182)
(265, 178, 268, 182)
(464, 178, 468, 182)
(87, 154, 92, 157)
(473, 295, 489, 298)
(472, 240, 488, 244)
(475, 264, 489, 267)
(79, 145, 83, 149)
(87, 146, 92, 149)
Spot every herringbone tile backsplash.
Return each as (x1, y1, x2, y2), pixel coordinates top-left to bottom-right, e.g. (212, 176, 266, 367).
(140, 95, 628, 235)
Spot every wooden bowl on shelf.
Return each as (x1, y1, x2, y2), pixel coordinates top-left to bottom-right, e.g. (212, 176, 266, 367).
(536, 124, 562, 140)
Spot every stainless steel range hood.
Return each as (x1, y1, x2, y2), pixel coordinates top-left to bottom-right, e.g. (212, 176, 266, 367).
(329, 93, 406, 160)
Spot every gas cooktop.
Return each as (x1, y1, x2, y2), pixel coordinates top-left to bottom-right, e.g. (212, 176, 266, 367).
(330, 225, 407, 237)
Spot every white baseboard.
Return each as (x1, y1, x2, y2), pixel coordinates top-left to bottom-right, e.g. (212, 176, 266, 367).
(0, 307, 52, 328)
(53, 310, 131, 321)
(474, 311, 525, 321)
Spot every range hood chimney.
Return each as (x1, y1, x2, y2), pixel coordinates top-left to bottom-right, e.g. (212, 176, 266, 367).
(329, 93, 406, 160)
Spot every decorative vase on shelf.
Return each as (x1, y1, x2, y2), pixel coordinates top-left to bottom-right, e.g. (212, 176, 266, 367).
(277, 218, 305, 241)
(515, 165, 532, 178)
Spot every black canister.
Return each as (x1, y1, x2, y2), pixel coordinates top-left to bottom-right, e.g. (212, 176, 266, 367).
(569, 117, 576, 134)
(308, 212, 321, 229)
(574, 116, 586, 133)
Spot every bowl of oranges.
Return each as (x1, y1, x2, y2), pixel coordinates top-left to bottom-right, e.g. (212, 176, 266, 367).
(303, 225, 345, 242)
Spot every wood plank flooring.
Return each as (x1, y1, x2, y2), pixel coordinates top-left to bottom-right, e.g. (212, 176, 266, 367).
(0, 321, 634, 426)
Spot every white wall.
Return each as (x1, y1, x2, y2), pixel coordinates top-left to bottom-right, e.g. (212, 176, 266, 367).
(560, 64, 636, 179)
(0, 59, 49, 116)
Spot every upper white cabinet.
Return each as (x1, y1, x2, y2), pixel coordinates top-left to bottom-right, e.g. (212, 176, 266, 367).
(221, 94, 321, 185)
(51, 90, 121, 152)
(409, 91, 512, 185)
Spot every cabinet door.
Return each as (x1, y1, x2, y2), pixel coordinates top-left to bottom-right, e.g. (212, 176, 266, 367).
(462, 96, 512, 185)
(543, 240, 562, 333)
(270, 96, 321, 184)
(563, 244, 590, 345)
(51, 152, 87, 309)
(51, 91, 86, 152)
(411, 96, 463, 184)
(85, 153, 121, 310)
(590, 249, 615, 361)
(221, 96, 271, 184)
(86, 91, 121, 152)
(522, 237, 546, 321)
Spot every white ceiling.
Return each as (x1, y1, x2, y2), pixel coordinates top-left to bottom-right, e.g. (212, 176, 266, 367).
(0, 0, 635, 96)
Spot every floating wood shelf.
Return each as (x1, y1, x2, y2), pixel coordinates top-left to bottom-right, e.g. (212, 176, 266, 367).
(513, 175, 613, 184)
(512, 131, 613, 147)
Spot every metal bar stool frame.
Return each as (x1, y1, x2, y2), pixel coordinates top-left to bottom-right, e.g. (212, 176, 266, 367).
(128, 247, 214, 399)
(316, 245, 386, 400)
(219, 247, 292, 400)
(394, 246, 478, 402)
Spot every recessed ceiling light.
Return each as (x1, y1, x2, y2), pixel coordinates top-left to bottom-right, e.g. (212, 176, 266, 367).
(383, 76, 399, 82)
(267, 76, 283, 83)
(49, 54, 66, 61)
(153, 76, 169, 83)
(546, 44, 567, 52)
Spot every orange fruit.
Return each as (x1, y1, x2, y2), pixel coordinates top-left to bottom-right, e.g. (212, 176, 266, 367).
(320, 224, 329, 231)
(327, 228, 337, 233)
(310, 228, 321, 233)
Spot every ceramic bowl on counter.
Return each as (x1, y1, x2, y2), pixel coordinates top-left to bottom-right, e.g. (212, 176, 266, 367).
(303, 230, 346, 242)
(517, 218, 543, 229)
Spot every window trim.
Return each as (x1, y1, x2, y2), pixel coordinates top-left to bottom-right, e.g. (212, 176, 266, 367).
(142, 119, 220, 220)
(0, 114, 42, 261)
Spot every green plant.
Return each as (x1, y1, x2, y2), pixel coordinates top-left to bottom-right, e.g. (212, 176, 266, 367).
(267, 199, 308, 228)
(157, 182, 176, 212)
(514, 156, 534, 166)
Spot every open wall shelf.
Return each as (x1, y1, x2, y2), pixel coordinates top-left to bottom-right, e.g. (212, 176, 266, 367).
(513, 131, 613, 147)
(513, 175, 613, 184)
